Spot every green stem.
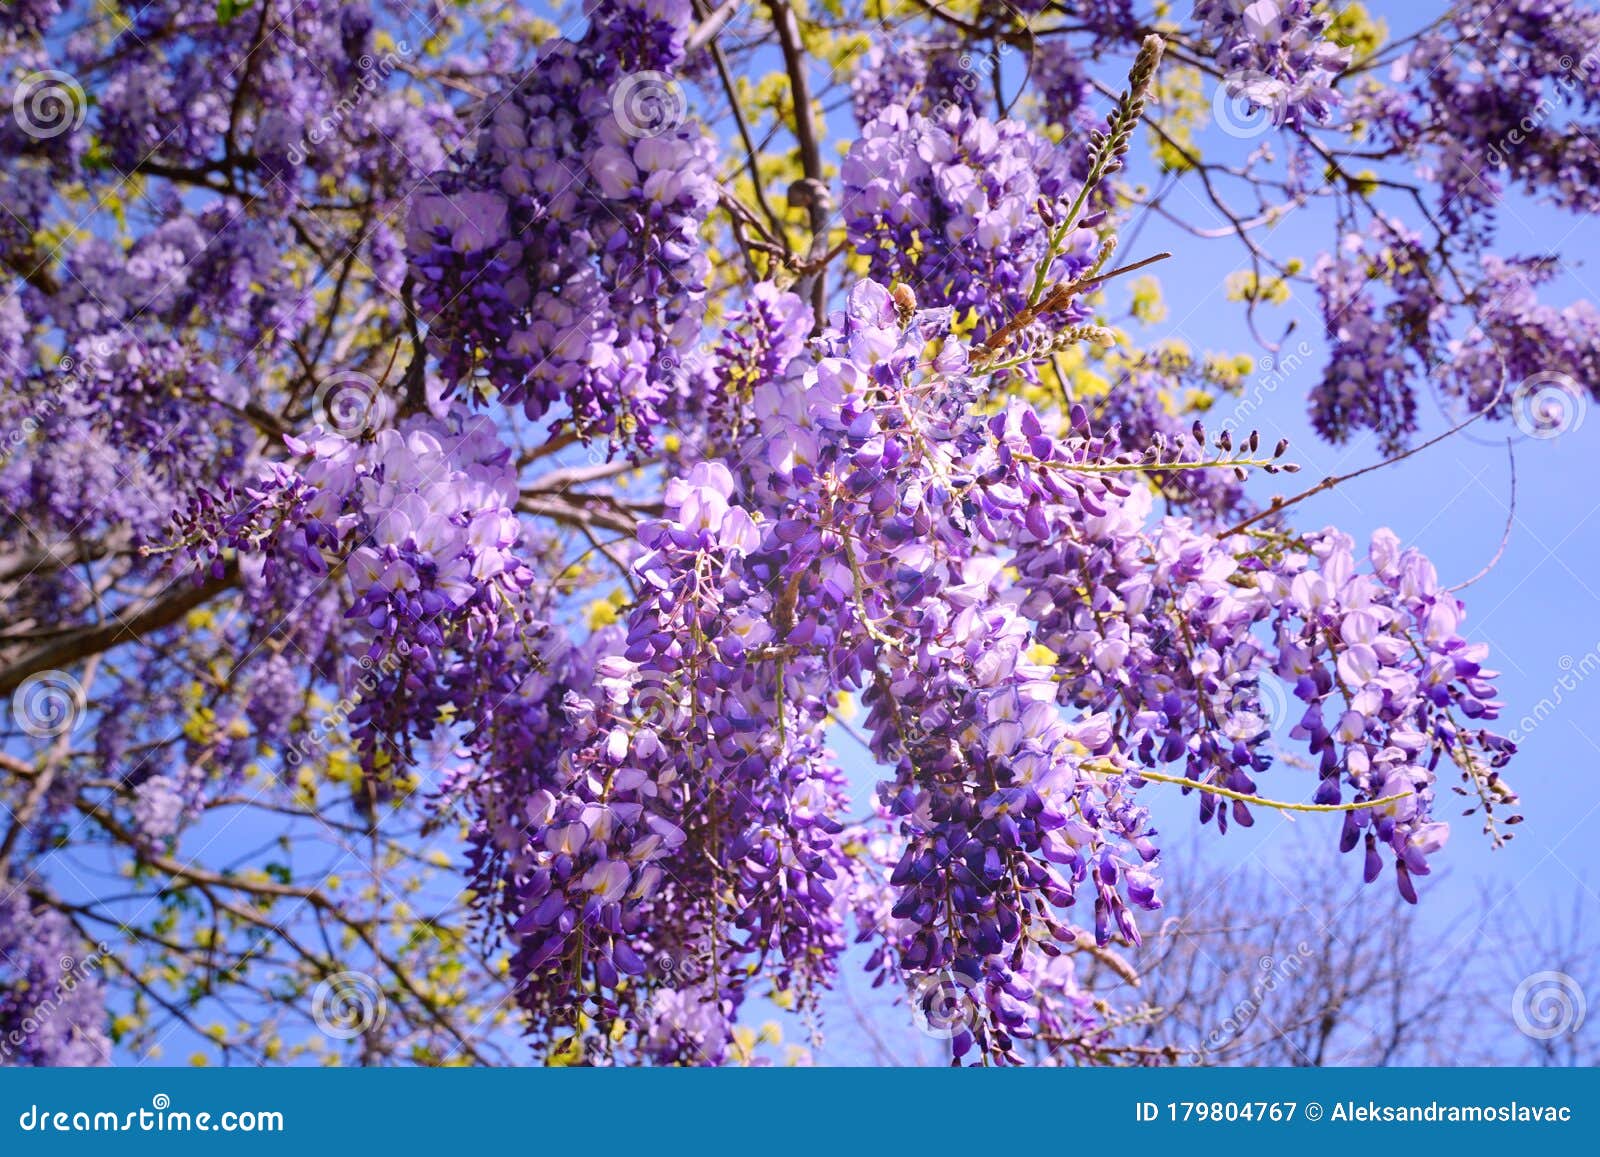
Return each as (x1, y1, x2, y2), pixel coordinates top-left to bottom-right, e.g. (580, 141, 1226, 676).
(1129, 767, 1413, 814)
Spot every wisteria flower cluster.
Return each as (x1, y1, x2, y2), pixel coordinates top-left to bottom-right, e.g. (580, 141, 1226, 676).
(842, 105, 1095, 339)
(1307, 219, 1438, 450)
(448, 271, 1513, 1064)
(407, 0, 716, 447)
(0, 893, 109, 1067)
(1193, 0, 1349, 127)
(184, 411, 543, 775)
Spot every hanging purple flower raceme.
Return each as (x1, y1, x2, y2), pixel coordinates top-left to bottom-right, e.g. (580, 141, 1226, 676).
(1012, 466, 1517, 896)
(1353, 0, 1600, 227)
(1273, 528, 1515, 901)
(1308, 220, 1439, 451)
(1437, 256, 1600, 421)
(0, 891, 110, 1067)
(457, 459, 854, 1062)
(406, 0, 716, 450)
(185, 409, 543, 772)
(1191, 0, 1349, 128)
(841, 104, 1097, 338)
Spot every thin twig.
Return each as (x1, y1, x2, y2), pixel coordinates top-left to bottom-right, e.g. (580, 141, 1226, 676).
(1449, 439, 1517, 593)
